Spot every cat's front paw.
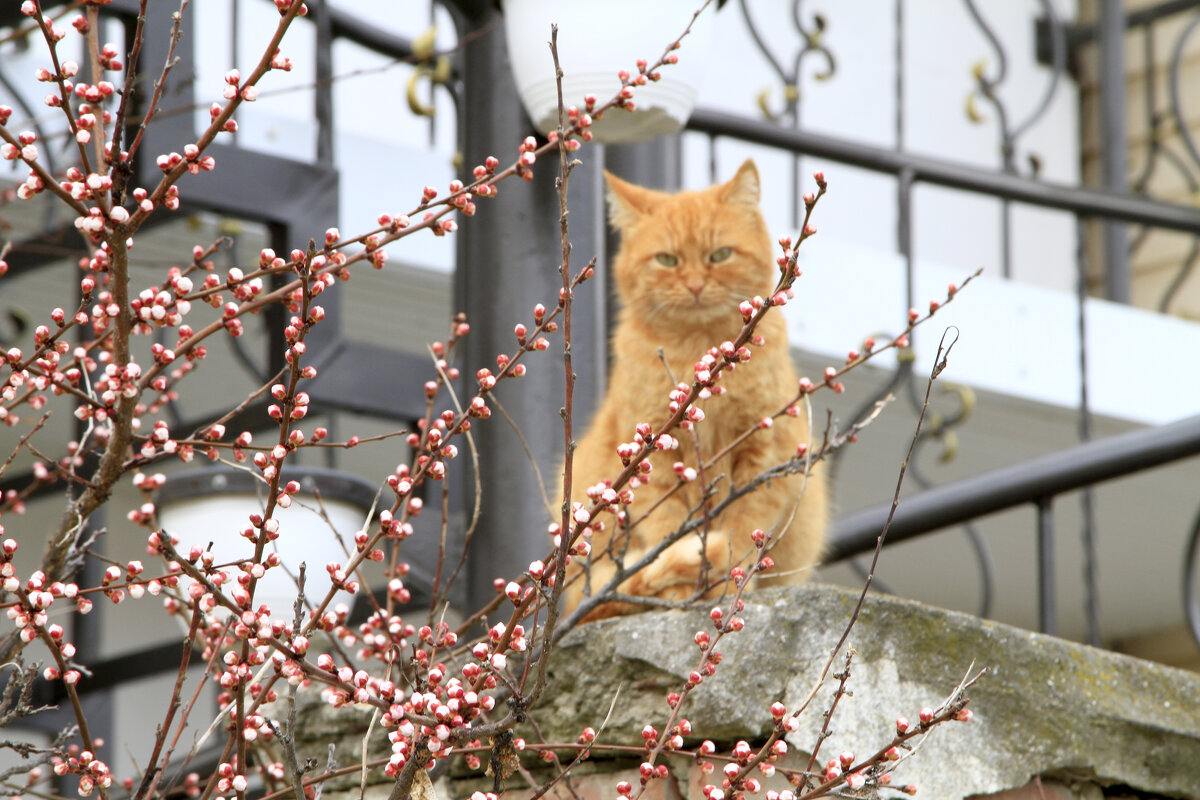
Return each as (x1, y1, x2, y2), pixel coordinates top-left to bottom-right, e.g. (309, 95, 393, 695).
(626, 532, 738, 600)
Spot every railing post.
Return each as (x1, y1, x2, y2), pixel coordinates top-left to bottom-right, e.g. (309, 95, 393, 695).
(312, 0, 334, 165)
(897, 167, 915, 319)
(1037, 497, 1057, 636)
(1185, 504, 1200, 648)
(1099, 0, 1131, 303)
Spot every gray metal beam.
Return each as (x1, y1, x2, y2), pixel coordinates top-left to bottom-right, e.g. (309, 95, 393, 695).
(306, 343, 433, 421)
(603, 137, 683, 191)
(134, 5, 340, 230)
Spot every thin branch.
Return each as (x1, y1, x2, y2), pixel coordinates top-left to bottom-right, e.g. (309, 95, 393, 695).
(489, 394, 555, 520)
(794, 329, 961, 732)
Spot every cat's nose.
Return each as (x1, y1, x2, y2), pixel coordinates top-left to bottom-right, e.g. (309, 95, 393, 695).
(687, 282, 704, 300)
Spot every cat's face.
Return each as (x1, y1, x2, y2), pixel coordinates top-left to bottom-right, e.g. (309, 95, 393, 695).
(606, 160, 775, 329)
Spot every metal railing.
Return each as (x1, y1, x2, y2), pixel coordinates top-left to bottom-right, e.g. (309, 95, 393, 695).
(830, 414, 1200, 637)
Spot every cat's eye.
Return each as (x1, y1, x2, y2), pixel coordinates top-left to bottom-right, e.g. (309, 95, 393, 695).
(654, 252, 679, 267)
(709, 247, 733, 263)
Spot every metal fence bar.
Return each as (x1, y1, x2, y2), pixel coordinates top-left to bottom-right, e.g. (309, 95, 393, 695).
(1037, 497, 1056, 635)
(829, 413, 1200, 559)
(328, 5, 416, 61)
(1186, 505, 1200, 644)
(1100, 0, 1132, 302)
(687, 108, 1200, 233)
(314, 0, 335, 165)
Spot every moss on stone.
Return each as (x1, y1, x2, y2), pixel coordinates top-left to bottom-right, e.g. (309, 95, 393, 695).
(536, 584, 1200, 799)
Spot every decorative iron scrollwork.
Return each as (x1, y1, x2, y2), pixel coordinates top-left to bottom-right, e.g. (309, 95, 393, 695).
(739, 1, 836, 124)
(962, 0, 1065, 178)
(1136, 8, 1200, 314)
(405, 26, 451, 118)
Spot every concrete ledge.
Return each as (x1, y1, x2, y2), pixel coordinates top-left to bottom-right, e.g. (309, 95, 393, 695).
(291, 584, 1200, 799)
(537, 584, 1200, 799)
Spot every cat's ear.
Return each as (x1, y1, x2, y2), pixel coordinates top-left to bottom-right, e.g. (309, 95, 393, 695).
(605, 171, 663, 229)
(720, 159, 761, 206)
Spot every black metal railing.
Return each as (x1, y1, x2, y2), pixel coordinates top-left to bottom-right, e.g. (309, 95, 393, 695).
(830, 414, 1200, 637)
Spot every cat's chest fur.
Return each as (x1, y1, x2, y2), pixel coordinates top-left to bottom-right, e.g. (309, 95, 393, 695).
(607, 313, 794, 469)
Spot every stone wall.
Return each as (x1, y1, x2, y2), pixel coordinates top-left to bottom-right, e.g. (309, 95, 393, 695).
(299, 584, 1200, 800)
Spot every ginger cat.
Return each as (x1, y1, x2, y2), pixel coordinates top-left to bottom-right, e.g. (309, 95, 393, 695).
(563, 160, 828, 619)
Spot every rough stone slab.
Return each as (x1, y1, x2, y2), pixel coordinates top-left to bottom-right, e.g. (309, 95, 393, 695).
(537, 584, 1200, 799)
(265, 685, 392, 794)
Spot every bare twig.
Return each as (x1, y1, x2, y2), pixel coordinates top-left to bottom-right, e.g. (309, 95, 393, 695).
(793, 328, 961, 789)
(489, 393, 555, 520)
